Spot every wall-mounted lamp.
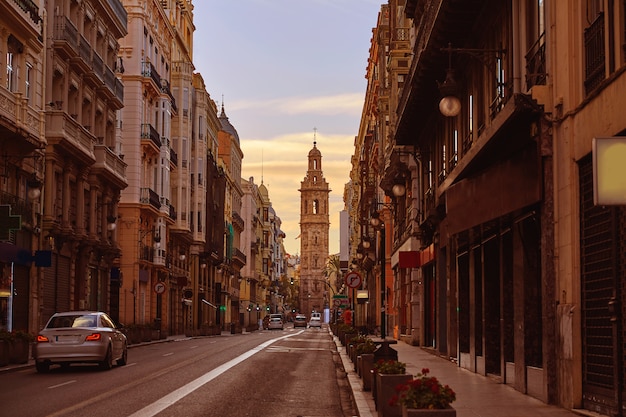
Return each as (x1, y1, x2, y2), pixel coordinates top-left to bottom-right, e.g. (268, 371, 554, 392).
(438, 43, 461, 117)
(96, 200, 119, 230)
(26, 176, 42, 201)
(391, 183, 406, 198)
(438, 43, 507, 117)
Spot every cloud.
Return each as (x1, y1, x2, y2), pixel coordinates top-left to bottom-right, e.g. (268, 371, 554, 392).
(230, 93, 364, 117)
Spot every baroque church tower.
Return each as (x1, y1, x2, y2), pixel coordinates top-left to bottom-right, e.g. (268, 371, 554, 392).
(299, 137, 331, 315)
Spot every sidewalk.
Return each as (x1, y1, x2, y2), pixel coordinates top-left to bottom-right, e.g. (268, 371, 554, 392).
(334, 334, 589, 417)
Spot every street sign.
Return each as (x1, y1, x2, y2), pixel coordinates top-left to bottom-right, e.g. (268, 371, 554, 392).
(333, 294, 349, 308)
(154, 282, 166, 294)
(344, 271, 362, 288)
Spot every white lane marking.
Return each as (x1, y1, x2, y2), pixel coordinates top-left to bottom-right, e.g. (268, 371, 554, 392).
(48, 380, 77, 389)
(128, 331, 305, 417)
(190, 345, 199, 349)
(163, 352, 173, 357)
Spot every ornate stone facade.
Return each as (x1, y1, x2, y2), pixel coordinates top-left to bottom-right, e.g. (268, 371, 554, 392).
(299, 140, 330, 316)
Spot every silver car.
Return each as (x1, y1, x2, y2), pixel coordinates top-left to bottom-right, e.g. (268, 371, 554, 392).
(308, 317, 322, 328)
(268, 317, 284, 330)
(33, 311, 127, 373)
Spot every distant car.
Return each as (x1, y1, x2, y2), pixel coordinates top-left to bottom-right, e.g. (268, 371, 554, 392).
(308, 316, 322, 328)
(293, 315, 307, 327)
(268, 317, 284, 330)
(33, 311, 127, 373)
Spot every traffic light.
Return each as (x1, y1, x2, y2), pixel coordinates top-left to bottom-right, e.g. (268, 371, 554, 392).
(266, 305, 270, 311)
(290, 279, 294, 285)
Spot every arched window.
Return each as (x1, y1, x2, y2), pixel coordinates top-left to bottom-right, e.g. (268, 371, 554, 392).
(313, 200, 319, 214)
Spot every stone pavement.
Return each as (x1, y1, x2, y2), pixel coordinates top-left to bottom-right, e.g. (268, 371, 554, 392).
(332, 332, 594, 417)
(2, 329, 600, 417)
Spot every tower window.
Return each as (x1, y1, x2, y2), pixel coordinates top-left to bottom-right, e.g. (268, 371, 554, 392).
(313, 200, 319, 214)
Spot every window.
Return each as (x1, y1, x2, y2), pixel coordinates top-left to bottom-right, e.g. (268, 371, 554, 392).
(6, 52, 14, 91)
(313, 200, 319, 214)
(25, 63, 32, 100)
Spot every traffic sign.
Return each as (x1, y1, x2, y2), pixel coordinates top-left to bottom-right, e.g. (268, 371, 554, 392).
(344, 271, 362, 288)
(154, 282, 166, 294)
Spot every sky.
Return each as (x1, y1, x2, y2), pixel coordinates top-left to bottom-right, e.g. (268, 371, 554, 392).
(192, 0, 383, 256)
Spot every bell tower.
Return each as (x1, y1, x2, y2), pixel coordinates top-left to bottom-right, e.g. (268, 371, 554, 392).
(299, 134, 331, 316)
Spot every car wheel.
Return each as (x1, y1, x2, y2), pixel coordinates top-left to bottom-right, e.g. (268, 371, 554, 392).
(35, 361, 49, 373)
(100, 346, 113, 370)
(117, 343, 128, 366)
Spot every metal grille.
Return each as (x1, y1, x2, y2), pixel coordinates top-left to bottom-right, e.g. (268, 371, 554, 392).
(579, 157, 620, 414)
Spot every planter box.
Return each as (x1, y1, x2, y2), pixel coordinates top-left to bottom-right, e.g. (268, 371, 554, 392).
(402, 406, 456, 417)
(9, 339, 30, 364)
(141, 327, 152, 342)
(343, 332, 357, 346)
(361, 354, 375, 391)
(0, 340, 10, 366)
(375, 373, 412, 417)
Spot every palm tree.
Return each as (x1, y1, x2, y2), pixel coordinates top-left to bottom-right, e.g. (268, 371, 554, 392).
(324, 254, 342, 294)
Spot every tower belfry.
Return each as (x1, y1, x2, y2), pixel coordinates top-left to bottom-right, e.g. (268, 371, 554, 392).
(299, 133, 331, 315)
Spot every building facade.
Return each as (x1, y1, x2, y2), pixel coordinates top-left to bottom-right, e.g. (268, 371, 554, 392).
(41, 0, 128, 331)
(217, 105, 245, 330)
(0, 0, 46, 332)
(351, 1, 626, 416)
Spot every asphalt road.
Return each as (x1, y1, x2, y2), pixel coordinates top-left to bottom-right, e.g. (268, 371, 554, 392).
(0, 325, 356, 417)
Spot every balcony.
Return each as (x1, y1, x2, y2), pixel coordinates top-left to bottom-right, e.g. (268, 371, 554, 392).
(232, 248, 247, 268)
(139, 243, 154, 262)
(140, 187, 161, 211)
(170, 148, 178, 166)
(92, 145, 127, 189)
(169, 204, 177, 221)
(102, 65, 124, 107)
(0, 190, 33, 225)
(232, 211, 245, 232)
(525, 33, 546, 90)
(142, 61, 162, 92)
(45, 111, 95, 165)
(52, 16, 78, 59)
(141, 123, 161, 150)
(9, 0, 42, 31)
(0, 85, 44, 147)
(160, 79, 177, 113)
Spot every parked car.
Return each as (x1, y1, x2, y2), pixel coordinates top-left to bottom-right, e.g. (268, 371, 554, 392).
(293, 314, 307, 327)
(268, 317, 284, 330)
(33, 311, 127, 373)
(308, 316, 322, 328)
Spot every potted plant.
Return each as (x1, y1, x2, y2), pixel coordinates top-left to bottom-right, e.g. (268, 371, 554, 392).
(7, 330, 34, 364)
(0, 331, 10, 366)
(356, 338, 377, 391)
(374, 359, 411, 417)
(350, 335, 369, 365)
(390, 368, 457, 416)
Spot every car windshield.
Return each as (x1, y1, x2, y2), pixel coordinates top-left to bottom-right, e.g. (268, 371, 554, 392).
(47, 315, 97, 328)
